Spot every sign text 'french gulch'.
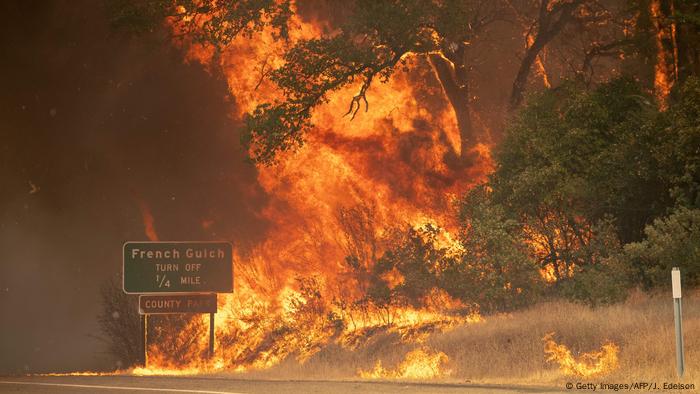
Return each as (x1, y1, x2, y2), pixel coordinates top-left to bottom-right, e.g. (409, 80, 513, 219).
(123, 242, 233, 293)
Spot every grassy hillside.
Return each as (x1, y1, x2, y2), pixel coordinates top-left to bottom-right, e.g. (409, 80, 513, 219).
(231, 291, 699, 387)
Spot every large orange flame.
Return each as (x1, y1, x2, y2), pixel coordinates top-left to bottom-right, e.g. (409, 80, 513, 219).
(133, 1, 494, 375)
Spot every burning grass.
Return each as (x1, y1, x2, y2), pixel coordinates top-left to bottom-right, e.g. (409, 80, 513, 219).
(424, 290, 700, 385)
(358, 347, 451, 380)
(207, 290, 699, 386)
(121, 275, 480, 378)
(53, 290, 700, 388)
(543, 332, 619, 377)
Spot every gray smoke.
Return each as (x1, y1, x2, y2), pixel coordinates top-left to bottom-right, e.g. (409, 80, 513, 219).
(0, 0, 269, 374)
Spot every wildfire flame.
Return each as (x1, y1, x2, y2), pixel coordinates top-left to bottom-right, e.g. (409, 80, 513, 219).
(543, 332, 619, 377)
(359, 347, 451, 380)
(137, 201, 159, 241)
(123, 1, 494, 376)
(650, 0, 673, 110)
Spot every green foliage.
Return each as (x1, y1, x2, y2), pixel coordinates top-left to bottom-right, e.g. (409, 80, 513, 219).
(609, 77, 700, 289)
(623, 207, 700, 288)
(343, 77, 700, 311)
(106, 0, 291, 43)
(556, 219, 631, 306)
(167, 0, 499, 163)
(481, 78, 669, 304)
(464, 78, 674, 304)
(660, 77, 700, 209)
(479, 77, 700, 299)
(244, 0, 508, 163)
(244, 0, 443, 164)
(108, 0, 509, 164)
(494, 78, 669, 244)
(453, 186, 542, 312)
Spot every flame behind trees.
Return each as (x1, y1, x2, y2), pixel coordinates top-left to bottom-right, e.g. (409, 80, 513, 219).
(637, 0, 700, 110)
(240, 0, 504, 164)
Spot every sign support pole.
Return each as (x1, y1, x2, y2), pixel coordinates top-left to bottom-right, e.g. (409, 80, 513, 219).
(142, 314, 148, 368)
(672, 267, 684, 378)
(209, 312, 215, 358)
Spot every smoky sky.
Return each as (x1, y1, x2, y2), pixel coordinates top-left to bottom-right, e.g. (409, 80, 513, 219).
(0, 0, 270, 373)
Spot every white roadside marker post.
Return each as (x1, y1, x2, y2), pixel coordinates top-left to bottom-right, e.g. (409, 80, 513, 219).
(672, 267, 685, 378)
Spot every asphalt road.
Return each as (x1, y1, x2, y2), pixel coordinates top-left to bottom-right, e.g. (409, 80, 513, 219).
(0, 376, 566, 393)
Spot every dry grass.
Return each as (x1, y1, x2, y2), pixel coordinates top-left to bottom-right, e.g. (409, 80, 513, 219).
(428, 290, 699, 385)
(220, 290, 699, 387)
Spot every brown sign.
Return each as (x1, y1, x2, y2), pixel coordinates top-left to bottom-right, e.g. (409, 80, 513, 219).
(139, 293, 217, 315)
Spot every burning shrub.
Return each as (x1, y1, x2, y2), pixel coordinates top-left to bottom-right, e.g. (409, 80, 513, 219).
(370, 225, 448, 309)
(146, 314, 208, 368)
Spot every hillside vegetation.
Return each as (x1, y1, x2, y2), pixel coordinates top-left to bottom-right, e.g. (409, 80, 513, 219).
(233, 290, 698, 387)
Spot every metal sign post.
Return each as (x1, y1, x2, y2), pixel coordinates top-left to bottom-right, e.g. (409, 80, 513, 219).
(142, 314, 148, 368)
(209, 313, 215, 358)
(672, 267, 685, 378)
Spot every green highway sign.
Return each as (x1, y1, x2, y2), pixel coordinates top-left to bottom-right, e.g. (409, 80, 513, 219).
(123, 241, 233, 294)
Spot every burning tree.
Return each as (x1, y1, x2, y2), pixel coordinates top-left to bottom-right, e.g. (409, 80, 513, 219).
(110, 0, 634, 166)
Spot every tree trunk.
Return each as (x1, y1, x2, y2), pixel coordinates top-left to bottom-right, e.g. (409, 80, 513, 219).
(429, 51, 474, 163)
(509, 0, 580, 110)
(510, 43, 545, 110)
